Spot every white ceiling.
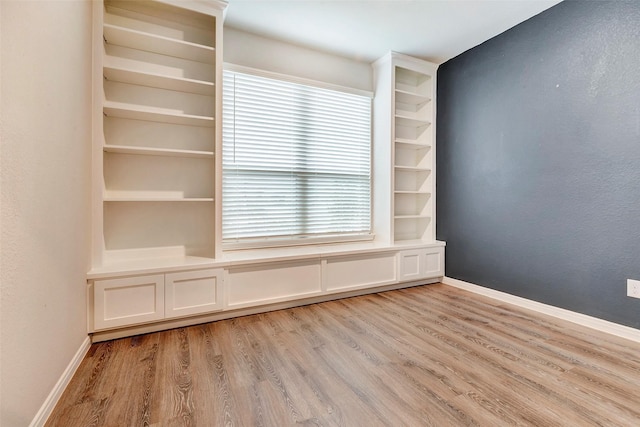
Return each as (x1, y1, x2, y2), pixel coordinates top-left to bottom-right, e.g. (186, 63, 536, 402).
(224, 0, 562, 64)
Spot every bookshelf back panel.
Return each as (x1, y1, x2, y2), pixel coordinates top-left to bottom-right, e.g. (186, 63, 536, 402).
(394, 193, 431, 217)
(104, 81, 215, 117)
(395, 123, 431, 144)
(104, 117, 215, 152)
(105, 3, 215, 46)
(104, 153, 214, 198)
(104, 202, 214, 256)
(395, 67, 432, 98)
(395, 145, 432, 169)
(395, 170, 431, 193)
(104, 44, 214, 82)
(394, 216, 431, 241)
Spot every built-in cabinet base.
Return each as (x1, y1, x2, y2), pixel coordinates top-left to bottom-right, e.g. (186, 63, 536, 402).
(88, 242, 445, 341)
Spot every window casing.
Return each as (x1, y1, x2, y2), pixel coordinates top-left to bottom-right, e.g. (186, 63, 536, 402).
(222, 66, 372, 249)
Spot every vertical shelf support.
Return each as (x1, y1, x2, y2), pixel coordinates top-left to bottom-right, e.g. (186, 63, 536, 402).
(91, 0, 226, 268)
(372, 52, 438, 244)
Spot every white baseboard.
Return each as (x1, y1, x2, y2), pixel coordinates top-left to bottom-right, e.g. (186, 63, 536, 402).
(442, 276, 640, 344)
(30, 336, 91, 427)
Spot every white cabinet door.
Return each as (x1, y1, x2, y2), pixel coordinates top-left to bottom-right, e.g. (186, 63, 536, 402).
(422, 247, 444, 277)
(165, 268, 224, 319)
(398, 247, 444, 281)
(94, 274, 165, 330)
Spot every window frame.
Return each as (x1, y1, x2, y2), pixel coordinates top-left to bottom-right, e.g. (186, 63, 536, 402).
(221, 63, 375, 251)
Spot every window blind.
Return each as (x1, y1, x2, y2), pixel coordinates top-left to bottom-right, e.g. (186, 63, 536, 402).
(222, 69, 372, 246)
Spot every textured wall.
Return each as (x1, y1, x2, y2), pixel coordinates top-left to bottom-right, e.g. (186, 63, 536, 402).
(224, 27, 373, 92)
(437, 1, 640, 328)
(0, 0, 92, 424)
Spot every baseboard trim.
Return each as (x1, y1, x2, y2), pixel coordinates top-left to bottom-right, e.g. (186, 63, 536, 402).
(30, 336, 91, 427)
(442, 276, 640, 344)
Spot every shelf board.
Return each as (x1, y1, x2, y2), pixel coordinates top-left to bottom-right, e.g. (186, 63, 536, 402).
(394, 190, 430, 195)
(88, 254, 219, 280)
(103, 65, 214, 95)
(104, 197, 214, 202)
(104, 144, 214, 159)
(103, 100, 214, 127)
(103, 23, 215, 64)
(394, 165, 431, 172)
(394, 215, 428, 220)
(395, 89, 431, 106)
(395, 114, 431, 128)
(395, 138, 431, 149)
(393, 238, 433, 246)
(104, 190, 213, 202)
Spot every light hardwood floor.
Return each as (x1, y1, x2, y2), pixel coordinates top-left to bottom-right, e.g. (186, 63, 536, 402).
(46, 283, 640, 426)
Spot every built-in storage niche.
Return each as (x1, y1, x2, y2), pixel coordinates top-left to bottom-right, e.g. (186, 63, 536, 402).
(393, 65, 434, 243)
(98, 0, 222, 264)
(373, 52, 438, 244)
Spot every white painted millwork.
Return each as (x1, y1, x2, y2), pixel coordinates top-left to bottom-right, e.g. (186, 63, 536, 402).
(29, 338, 92, 427)
(91, 269, 225, 331)
(88, 240, 445, 334)
(398, 247, 444, 281)
(226, 261, 323, 309)
(88, 5, 446, 339)
(93, 274, 165, 330)
(323, 253, 398, 293)
(373, 52, 438, 245)
(398, 250, 422, 281)
(92, 0, 224, 267)
(165, 268, 224, 318)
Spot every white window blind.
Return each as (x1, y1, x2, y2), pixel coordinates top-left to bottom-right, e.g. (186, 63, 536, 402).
(222, 68, 372, 246)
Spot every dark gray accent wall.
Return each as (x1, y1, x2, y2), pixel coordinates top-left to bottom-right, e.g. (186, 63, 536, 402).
(437, 0, 640, 328)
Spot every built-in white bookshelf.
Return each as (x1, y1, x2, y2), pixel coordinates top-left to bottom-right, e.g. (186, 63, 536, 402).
(91, 0, 225, 268)
(88, 35, 446, 341)
(373, 52, 437, 244)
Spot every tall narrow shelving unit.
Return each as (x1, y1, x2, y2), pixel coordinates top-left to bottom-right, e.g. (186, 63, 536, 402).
(91, 0, 226, 271)
(373, 52, 438, 245)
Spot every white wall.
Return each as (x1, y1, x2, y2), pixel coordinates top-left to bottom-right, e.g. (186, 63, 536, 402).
(224, 27, 372, 92)
(0, 1, 92, 425)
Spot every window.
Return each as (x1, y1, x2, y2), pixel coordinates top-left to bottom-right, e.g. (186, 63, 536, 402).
(222, 66, 372, 248)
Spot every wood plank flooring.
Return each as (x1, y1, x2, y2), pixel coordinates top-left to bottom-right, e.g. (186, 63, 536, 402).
(46, 283, 640, 426)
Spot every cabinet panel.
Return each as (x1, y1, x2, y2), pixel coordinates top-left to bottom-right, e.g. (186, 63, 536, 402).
(94, 274, 164, 330)
(104, 152, 214, 199)
(165, 268, 223, 318)
(398, 250, 423, 282)
(398, 247, 444, 281)
(424, 250, 443, 276)
(324, 253, 397, 292)
(93, 0, 223, 268)
(227, 261, 322, 308)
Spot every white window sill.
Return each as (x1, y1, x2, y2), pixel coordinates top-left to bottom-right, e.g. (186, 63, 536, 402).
(88, 240, 446, 279)
(221, 239, 445, 266)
